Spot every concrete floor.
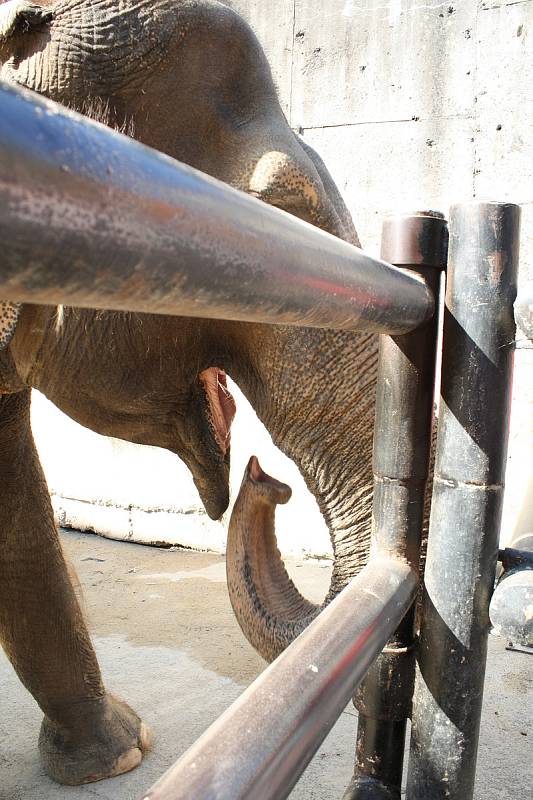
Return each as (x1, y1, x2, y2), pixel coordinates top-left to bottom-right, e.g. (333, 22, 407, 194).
(0, 530, 531, 800)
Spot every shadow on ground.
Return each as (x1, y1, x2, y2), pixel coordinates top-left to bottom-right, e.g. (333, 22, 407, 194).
(0, 530, 530, 799)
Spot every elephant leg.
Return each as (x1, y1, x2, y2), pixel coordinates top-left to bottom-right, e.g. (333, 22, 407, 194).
(0, 389, 150, 785)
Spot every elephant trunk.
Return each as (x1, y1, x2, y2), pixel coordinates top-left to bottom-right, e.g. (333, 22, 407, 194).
(226, 456, 321, 662)
(224, 326, 378, 663)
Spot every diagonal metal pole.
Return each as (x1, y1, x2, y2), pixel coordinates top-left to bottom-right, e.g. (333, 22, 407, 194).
(142, 557, 417, 800)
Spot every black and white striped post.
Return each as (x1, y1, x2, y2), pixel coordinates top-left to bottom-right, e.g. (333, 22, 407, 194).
(407, 202, 521, 799)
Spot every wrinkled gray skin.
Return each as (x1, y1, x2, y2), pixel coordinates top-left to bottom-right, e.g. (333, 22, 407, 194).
(0, 0, 377, 785)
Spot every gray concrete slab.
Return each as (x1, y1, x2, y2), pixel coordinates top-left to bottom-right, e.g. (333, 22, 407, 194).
(476, 2, 533, 119)
(302, 115, 475, 256)
(290, 1, 477, 129)
(1, 530, 531, 799)
(474, 109, 533, 206)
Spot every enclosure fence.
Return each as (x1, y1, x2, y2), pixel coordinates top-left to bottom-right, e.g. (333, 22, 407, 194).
(0, 81, 527, 800)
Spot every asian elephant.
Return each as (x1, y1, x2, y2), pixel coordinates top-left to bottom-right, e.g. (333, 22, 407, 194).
(0, 0, 378, 786)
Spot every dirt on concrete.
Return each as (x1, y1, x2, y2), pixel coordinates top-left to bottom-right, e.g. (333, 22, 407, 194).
(0, 529, 531, 800)
(68, 529, 331, 686)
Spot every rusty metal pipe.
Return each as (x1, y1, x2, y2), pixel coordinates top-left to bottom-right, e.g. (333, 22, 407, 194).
(0, 82, 433, 333)
(142, 557, 417, 800)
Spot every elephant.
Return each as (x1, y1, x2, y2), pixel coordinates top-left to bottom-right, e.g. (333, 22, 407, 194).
(0, 0, 378, 786)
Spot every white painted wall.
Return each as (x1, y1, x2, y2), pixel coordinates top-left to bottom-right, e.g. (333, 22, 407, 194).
(32, 381, 330, 558)
(34, 0, 533, 555)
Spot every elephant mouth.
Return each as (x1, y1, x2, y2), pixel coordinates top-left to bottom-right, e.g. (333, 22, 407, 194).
(199, 367, 236, 456)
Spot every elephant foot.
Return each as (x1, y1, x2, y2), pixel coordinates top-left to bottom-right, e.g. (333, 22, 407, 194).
(38, 694, 151, 785)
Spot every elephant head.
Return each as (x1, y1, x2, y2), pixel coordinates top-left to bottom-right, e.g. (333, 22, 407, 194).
(0, 0, 377, 666)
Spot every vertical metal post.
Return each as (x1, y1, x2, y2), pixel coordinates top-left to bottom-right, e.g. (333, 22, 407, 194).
(407, 202, 521, 799)
(344, 213, 448, 799)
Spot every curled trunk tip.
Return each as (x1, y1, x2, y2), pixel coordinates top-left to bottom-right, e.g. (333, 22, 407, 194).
(227, 457, 320, 662)
(244, 455, 292, 506)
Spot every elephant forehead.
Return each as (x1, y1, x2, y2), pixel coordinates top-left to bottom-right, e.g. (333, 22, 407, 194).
(0, 0, 180, 98)
(0, 300, 21, 350)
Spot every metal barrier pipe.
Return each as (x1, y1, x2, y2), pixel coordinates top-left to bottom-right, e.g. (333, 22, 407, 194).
(407, 202, 521, 799)
(345, 213, 447, 800)
(142, 557, 417, 800)
(490, 544, 533, 649)
(0, 82, 433, 333)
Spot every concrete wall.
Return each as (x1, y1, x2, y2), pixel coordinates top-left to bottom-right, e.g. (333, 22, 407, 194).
(34, 0, 533, 555)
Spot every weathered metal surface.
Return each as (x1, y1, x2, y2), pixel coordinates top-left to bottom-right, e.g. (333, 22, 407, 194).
(490, 568, 533, 647)
(142, 557, 417, 800)
(492, 543, 533, 648)
(343, 765, 402, 800)
(380, 213, 448, 268)
(407, 202, 521, 800)
(347, 213, 446, 799)
(499, 546, 533, 572)
(0, 81, 433, 333)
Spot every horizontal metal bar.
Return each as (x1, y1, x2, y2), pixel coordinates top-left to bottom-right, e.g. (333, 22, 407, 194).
(490, 568, 533, 648)
(492, 542, 533, 648)
(498, 547, 533, 571)
(142, 557, 417, 800)
(0, 82, 433, 333)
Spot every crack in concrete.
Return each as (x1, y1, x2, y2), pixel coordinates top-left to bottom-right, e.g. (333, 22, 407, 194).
(289, 0, 296, 127)
(481, 0, 532, 10)
(297, 112, 474, 133)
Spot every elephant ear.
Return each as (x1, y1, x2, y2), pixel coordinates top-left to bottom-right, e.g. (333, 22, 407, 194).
(0, 0, 53, 48)
(0, 301, 21, 350)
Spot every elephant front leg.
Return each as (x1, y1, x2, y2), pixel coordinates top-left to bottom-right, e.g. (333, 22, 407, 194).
(0, 390, 150, 785)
